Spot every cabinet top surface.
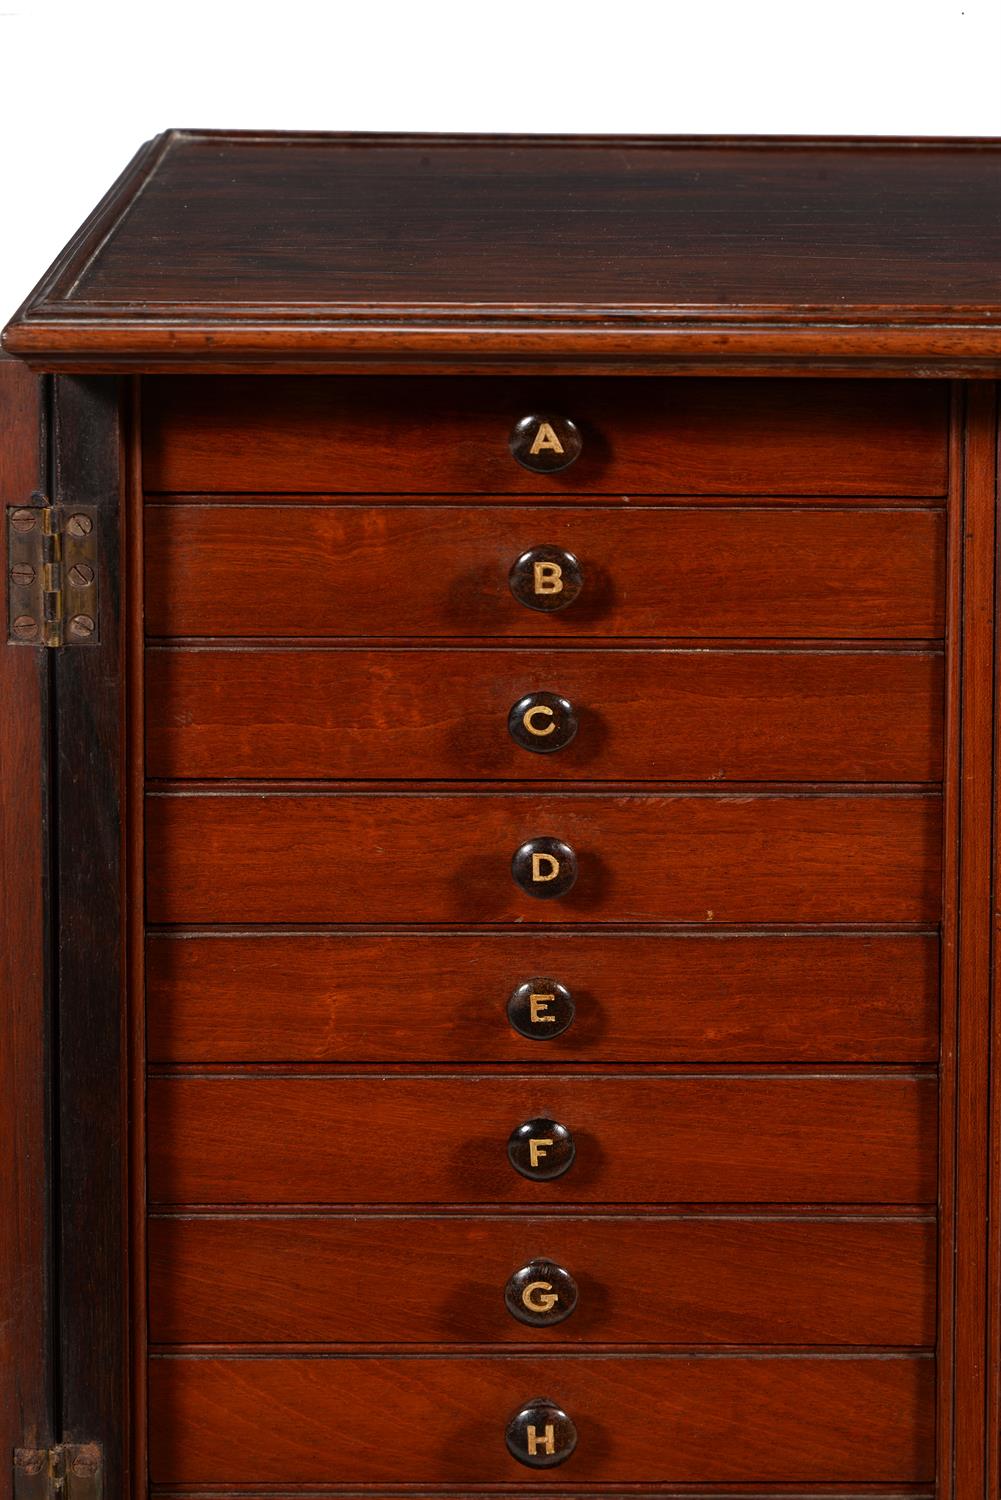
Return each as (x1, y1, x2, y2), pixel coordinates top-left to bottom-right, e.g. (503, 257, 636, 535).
(4, 130, 1001, 374)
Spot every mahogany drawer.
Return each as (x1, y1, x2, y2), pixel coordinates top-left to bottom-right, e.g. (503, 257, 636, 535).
(148, 1212, 935, 1346)
(146, 930, 938, 1064)
(146, 646, 944, 782)
(141, 375, 948, 496)
(147, 1352, 934, 1484)
(144, 503, 945, 639)
(146, 1072, 935, 1206)
(145, 790, 941, 925)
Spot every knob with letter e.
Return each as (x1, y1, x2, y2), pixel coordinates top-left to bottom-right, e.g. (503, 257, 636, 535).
(508, 1117, 575, 1180)
(505, 1396, 578, 1468)
(505, 1259, 579, 1326)
(507, 978, 575, 1040)
(511, 837, 578, 899)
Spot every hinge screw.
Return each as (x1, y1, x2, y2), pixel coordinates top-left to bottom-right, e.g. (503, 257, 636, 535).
(68, 561, 95, 587)
(12, 615, 40, 639)
(66, 514, 93, 538)
(67, 614, 95, 640)
(10, 508, 37, 533)
(70, 1452, 100, 1480)
(10, 563, 36, 585)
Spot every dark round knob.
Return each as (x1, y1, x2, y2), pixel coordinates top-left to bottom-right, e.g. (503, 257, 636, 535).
(508, 546, 583, 612)
(511, 837, 578, 900)
(505, 1259, 579, 1326)
(507, 979, 575, 1040)
(508, 692, 578, 754)
(505, 1396, 578, 1468)
(508, 1117, 575, 1180)
(509, 415, 582, 474)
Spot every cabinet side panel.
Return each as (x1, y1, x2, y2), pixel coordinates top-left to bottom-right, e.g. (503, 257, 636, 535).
(51, 377, 127, 1493)
(0, 358, 53, 1491)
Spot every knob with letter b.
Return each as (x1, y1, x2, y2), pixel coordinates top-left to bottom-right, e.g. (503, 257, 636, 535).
(506, 1396, 578, 1468)
(509, 546, 583, 612)
(511, 837, 578, 899)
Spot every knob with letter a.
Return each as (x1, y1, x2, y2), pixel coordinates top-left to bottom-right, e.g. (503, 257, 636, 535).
(509, 414, 583, 473)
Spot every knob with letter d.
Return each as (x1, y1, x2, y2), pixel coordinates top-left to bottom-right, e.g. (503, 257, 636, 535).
(511, 837, 577, 899)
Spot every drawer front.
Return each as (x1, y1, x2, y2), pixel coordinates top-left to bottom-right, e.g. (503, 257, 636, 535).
(148, 1213, 935, 1346)
(147, 1074, 935, 1205)
(147, 1353, 934, 1484)
(146, 647, 944, 783)
(142, 375, 948, 496)
(145, 791, 940, 925)
(145, 504, 945, 640)
(147, 932, 938, 1064)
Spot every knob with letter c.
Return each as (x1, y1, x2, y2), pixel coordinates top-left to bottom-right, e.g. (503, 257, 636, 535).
(507, 978, 575, 1040)
(505, 1396, 578, 1468)
(508, 1117, 575, 1180)
(505, 1259, 579, 1326)
(509, 546, 583, 612)
(509, 414, 583, 474)
(511, 837, 578, 899)
(508, 692, 578, 754)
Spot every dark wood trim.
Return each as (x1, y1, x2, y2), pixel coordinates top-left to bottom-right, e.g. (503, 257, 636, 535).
(0, 357, 54, 1492)
(51, 378, 127, 1488)
(939, 381, 1001, 1499)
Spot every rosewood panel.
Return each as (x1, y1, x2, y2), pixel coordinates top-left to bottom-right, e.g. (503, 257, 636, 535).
(145, 647, 944, 783)
(144, 791, 941, 925)
(146, 931, 939, 1064)
(146, 1073, 936, 1205)
(146, 1352, 934, 1485)
(147, 1213, 936, 1346)
(144, 504, 945, 640)
(141, 376, 948, 495)
(0, 358, 52, 1483)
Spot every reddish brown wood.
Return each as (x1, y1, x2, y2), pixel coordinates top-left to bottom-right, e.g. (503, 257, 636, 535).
(0, 357, 52, 1480)
(141, 377, 948, 495)
(146, 1072, 935, 1206)
(146, 931, 939, 1064)
(146, 1352, 934, 1485)
(144, 790, 941, 925)
(147, 1212, 935, 1346)
(144, 504, 945, 642)
(145, 647, 944, 783)
(4, 133, 1000, 373)
(939, 384, 1000, 1499)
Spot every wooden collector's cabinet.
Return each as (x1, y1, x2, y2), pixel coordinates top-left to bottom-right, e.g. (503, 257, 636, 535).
(1, 131, 1000, 1500)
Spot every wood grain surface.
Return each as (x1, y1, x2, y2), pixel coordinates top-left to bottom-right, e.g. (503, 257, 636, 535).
(146, 1072, 936, 1206)
(146, 1351, 935, 1484)
(143, 504, 945, 640)
(141, 376, 948, 494)
(146, 931, 939, 1064)
(144, 791, 942, 925)
(147, 1212, 936, 1346)
(145, 647, 944, 783)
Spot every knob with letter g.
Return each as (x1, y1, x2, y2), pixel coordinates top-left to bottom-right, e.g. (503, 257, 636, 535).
(505, 1258, 579, 1326)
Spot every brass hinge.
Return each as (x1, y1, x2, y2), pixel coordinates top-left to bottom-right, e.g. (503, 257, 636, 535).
(7, 497, 99, 647)
(13, 1445, 103, 1500)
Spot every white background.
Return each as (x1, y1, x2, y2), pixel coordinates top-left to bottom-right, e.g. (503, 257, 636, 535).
(1, 0, 1000, 324)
